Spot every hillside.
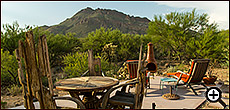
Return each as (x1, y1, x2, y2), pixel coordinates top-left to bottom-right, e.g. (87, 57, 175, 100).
(42, 7, 150, 38)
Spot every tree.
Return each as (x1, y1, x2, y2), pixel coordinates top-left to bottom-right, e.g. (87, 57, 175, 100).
(47, 32, 81, 67)
(82, 27, 122, 56)
(82, 27, 147, 62)
(31, 27, 82, 68)
(217, 29, 229, 67)
(117, 33, 143, 61)
(1, 22, 82, 68)
(1, 21, 28, 54)
(147, 8, 227, 64)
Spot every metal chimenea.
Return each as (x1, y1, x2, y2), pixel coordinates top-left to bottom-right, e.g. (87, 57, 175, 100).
(145, 42, 157, 73)
(126, 42, 157, 89)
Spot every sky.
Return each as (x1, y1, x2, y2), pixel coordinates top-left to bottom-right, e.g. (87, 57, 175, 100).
(1, 1, 229, 31)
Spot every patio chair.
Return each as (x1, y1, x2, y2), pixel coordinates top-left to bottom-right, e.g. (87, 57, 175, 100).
(80, 49, 107, 98)
(101, 44, 146, 109)
(167, 59, 210, 96)
(81, 49, 103, 76)
(126, 60, 150, 91)
(15, 31, 86, 109)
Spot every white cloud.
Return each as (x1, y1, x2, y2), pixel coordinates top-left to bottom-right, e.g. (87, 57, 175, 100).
(155, 1, 229, 30)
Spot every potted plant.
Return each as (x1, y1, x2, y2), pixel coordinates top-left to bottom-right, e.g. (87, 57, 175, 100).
(203, 67, 217, 85)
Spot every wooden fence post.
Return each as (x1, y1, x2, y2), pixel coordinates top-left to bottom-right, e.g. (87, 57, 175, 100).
(16, 31, 56, 109)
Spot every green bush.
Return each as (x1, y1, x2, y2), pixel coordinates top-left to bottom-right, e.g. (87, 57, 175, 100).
(1, 101, 7, 108)
(63, 51, 113, 78)
(63, 52, 88, 78)
(1, 49, 19, 87)
(7, 84, 22, 96)
(82, 27, 149, 62)
(1, 21, 27, 55)
(47, 32, 81, 67)
(175, 64, 188, 72)
(166, 67, 177, 73)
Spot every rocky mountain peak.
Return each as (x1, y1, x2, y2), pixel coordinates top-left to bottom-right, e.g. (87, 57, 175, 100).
(44, 7, 151, 38)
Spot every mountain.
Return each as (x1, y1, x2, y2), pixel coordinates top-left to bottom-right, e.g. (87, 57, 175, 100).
(43, 7, 151, 38)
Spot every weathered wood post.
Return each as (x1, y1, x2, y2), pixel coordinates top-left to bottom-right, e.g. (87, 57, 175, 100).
(135, 44, 146, 109)
(88, 49, 101, 76)
(16, 31, 56, 109)
(15, 48, 30, 109)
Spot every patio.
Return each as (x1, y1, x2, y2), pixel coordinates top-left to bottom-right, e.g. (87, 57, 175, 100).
(10, 75, 229, 109)
(142, 76, 211, 109)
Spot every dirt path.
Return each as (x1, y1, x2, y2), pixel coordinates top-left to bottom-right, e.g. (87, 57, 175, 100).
(1, 90, 69, 109)
(1, 95, 24, 108)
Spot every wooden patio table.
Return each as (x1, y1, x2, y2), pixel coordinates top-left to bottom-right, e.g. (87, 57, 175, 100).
(55, 76, 119, 109)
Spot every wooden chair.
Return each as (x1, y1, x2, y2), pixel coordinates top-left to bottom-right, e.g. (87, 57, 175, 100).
(167, 59, 210, 95)
(101, 44, 146, 109)
(81, 49, 105, 97)
(15, 31, 86, 109)
(125, 60, 150, 97)
(81, 49, 103, 76)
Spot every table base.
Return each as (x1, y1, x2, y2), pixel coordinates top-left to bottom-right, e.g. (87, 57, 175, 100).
(69, 91, 103, 109)
(82, 92, 100, 109)
(162, 86, 180, 100)
(162, 93, 180, 100)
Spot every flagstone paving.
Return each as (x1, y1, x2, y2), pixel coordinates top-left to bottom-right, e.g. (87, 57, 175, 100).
(142, 76, 208, 109)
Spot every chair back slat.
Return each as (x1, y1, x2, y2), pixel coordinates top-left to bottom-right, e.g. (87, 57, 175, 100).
(126, 61, 138, 79)
(187, 59, 210, 83)
(134, 63, 138, 78)
(88, 49, 102, 76)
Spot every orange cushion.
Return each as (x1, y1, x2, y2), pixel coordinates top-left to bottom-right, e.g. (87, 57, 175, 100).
(167, 72, 189, 83)
(167, 72, 178, 76)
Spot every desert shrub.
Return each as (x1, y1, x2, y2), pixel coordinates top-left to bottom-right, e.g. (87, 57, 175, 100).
(105, 64, 120, 78)
(1, 49, 19, 88)
(63, 51, 113, 78)
(62, 52, 88, 78)
(1, 21, 27, 55)
(116, 62, 129, 80)
(82, 27, 149, 62)
(1, 101, 7, 108)
(47, 32, 81, 67)
(7, 84, 22, 96)
(95, 55, 117, 76)
(175, 64, 188, 72)
(82, 27, 122, 56)
(166, 66, 177, 73)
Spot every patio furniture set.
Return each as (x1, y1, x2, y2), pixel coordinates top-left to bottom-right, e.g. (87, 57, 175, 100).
(15, 31, 215, 109)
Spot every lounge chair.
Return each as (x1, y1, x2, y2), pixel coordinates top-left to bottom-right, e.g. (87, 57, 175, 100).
(167, 59, 210, 95)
